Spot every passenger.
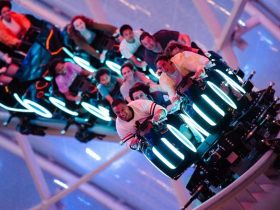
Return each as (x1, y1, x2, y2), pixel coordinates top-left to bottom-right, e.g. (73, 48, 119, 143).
(66, 15, 117, 62)
(140, 30, 191, 70)
(119, 24, 146, 68)
(49, 58, 93, 101)
(129, 82, 171, 108)
(112, 99, 167, 149)
(0, 51, 19, 85)
(155, 54, 205, 102)
(95, 68, 123, 105)
(0, 1, 31, 49)
(120, 62, 158, 102)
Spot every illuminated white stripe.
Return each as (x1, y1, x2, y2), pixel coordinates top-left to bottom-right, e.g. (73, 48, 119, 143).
(160, 138, 184, 160)
(215, 69, 246, 94)
(62, 47, 73, 58)
(85, 148, 101, 160)
(152, 147, 176, 169)
(0, 102, 33, 113)
(105, 60, 122, 76)
(49, 97, 79, 116)
(148, 68, 160, 80)
(179, 113, 210, 137)
(73, 56, 96, 72)
(81, 102, 111, 121)
(201, 94, 225, 116)
(53, 179, 69, 189)
(193, 103, 216, 126)
(207, 81, 237, 109)
(14, 93, 52, 118)
(167, 124, 197, 152)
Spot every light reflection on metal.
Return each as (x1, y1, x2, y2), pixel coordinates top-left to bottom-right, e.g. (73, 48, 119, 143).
(160, 138, 184, 160)
(215, 69, 246, 94)
(179, 113, 210, 137)
(207, 81, 237, 109)
(53, 179, 69, 189)
(152, 147, 176, 169)
(167, 124, 197, 153)
(193, 103, 217, 126)
(49, 97, 79, 116)
(81, 102, 112, 121)
(201, 94, 225, 116)
(14, 93, 53, 118)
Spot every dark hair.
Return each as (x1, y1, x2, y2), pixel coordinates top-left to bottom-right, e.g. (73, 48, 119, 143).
(164, 41, 192, 57)
(95, 68, 111, 83)
(0, 1, 12, 13)
(119, 24, 133, 36)
(129, 82, 150, 101)
(70, 15, 92, 30)
(139, 31, 153, 43)
(111, 99, 127, 108)
(48, 57, 64, 76)
(155, 54, 170, 66)
(120, 62, 134, 75)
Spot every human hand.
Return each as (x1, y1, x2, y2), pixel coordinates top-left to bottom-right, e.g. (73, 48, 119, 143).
(0, 67, 7, 74)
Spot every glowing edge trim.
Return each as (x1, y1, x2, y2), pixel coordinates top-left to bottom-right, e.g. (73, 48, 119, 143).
(14, 93, 53, 118)
(179, 113, 210, 137)
(161, 138, 184, 160)
(152, 147, 176, 169)
(201, 94, 225, 117)
(148, 68, 160, 80)
(81, 102, 111, 121)
(167, 124, 197, 153)
(207, 81, 237, 109)
(0, 102, 33, 113)
(105, 60, 122, 76)
(193, 103, 216, 126)
(49, 97, 79, 116)
(215, 69, 246, 94)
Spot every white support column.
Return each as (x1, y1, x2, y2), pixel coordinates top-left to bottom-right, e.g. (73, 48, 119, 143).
(245, 2, 280, 41)
(30, 147, 130, 210)
(0, 135, 131, 210)
(214, 0, 248, 51)
(192, 0, 223, 39)
(14, 133, 55, 210)
(171, 178, 192, 209)
(84, 0, 109, 23)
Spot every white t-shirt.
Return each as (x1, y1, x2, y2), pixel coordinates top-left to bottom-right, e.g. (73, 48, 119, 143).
(116, 99, 166, 143)
(119, 30, 142, 59)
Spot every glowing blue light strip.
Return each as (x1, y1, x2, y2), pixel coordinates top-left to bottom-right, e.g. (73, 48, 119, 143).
(215, 69, 246, 94)
(192, 103, 216, 126)
(49, 97, 79, 116)
(81, 102, 111, 121)
(201, 94, 225, 117)
(152, 147, 176, 169)
(62, 47, 73, 57)
(207, 81, 237, 109)
(73, 56, 96, 72)
(179, 113, 210, 137)
(105, 60, 122, 76)
(14, 93, 53, 118)
(167, 124, 197, 152)
(148, 68, 160, 80)
(0, 102, 33, 113)
(160, 138, 184, 160)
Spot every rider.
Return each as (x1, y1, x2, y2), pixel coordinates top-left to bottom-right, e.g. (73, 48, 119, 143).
(112, 99, 167, 149)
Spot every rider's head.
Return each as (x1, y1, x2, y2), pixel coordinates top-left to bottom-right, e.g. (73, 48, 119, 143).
(121, 62, 135, 81)
(112, 99, 133, 121)
(95, 68, 111, 86)
(129, 82, 150, 101)
(0, 1, 12, 22)
(155, 54, 174, 74)
(120, 24, 134, 43)
(140, 32, 157, 51)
